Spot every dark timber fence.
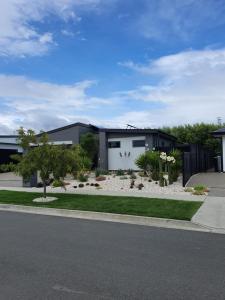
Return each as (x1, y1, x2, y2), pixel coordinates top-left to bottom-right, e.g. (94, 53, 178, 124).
(182, 144, 215, 187)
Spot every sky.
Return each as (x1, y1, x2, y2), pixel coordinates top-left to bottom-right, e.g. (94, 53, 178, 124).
(1, 0, 225, 134)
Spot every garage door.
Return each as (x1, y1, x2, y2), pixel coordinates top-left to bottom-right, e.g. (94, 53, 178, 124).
(108, 136, 146, 170)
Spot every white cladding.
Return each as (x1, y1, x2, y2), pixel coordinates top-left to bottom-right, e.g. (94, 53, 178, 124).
(108, 136, 146, 170)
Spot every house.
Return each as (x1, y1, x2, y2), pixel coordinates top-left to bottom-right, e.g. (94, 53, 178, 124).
(212, 128, 225, 172)
(0, 123, 176, 171)
(0, 135, 22, 164)
(99, 128, 176, 170)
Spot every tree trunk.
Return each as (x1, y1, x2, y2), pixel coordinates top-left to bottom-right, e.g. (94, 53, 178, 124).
(43, 182, 47, 198)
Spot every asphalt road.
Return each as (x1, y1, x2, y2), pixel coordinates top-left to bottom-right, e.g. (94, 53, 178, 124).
(0, 212, 225, 300)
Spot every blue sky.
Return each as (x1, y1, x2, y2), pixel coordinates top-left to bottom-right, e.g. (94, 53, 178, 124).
(1, 0, 225, 133)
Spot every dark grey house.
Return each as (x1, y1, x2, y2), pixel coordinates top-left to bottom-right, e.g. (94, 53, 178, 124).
(0, 122, 176, 171)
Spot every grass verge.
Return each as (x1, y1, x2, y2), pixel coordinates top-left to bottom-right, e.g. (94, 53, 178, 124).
(0, 190, 202, 221)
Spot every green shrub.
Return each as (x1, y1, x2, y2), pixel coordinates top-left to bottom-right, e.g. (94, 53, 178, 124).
(136, 151, 160, 176)
(78, 173, 88, 182)
(194, 185, 207, 192)
(95, 169, 109, 177)
(0, 162, 17, 173)
(52, 179, 65, 188)
(151, 169, 160, 181)
(116, 169, 124, 176)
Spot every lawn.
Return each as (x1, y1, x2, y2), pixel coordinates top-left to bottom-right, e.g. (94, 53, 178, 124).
(0, 190, 202, 221)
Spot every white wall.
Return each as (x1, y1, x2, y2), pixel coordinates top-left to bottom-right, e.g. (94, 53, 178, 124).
(0, 137, 18, 144)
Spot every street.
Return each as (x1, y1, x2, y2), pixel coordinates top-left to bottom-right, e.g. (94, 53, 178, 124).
(0, 211, 225, 299)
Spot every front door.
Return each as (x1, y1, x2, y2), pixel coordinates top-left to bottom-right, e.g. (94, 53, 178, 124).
(108, 136, 146, 170)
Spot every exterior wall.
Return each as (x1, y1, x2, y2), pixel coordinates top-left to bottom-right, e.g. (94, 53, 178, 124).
(99, 131, 108, 170)
(46, 127, 80, 144)
(39, 125, 97, 145)
(223, 136, 225, 172)
(0, 136, 18, 144)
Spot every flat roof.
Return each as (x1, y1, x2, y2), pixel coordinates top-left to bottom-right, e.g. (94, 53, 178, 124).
(99, 128, 177, 141)
(212, 128, 225, 136)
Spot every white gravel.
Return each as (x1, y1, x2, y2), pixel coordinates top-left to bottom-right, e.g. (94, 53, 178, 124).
(48, 173, 188, 196)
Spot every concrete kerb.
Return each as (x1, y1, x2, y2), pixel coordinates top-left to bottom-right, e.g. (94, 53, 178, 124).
(0, 203, 217, 234)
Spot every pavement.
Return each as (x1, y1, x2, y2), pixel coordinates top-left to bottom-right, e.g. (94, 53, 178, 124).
(0, 172, 22, 187)
(0, 211, 225, 300)
(192, 196, 225, 231)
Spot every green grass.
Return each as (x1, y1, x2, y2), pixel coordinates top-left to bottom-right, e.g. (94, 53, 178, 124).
(0, 190, 202, 221)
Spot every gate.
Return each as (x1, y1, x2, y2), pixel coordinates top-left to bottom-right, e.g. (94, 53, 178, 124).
(182, 144, 215, 186)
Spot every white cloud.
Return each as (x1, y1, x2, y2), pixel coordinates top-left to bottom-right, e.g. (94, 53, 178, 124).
(0, 0, 114, 57)
(0, 74, 112, 133)
(118, 48, 225, 127)
(135, 0, 225, 41)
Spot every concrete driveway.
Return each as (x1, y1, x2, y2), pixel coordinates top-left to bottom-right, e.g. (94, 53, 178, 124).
(187, 173, 225, 197)
(0, 172, 23, 187)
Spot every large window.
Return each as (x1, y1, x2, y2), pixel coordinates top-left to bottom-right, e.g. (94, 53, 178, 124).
(108, 141, 120, 148)
(132, 140, 145, 147)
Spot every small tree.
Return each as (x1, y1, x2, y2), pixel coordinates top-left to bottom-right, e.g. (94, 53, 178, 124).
(69, 145, 91, 178)
(14, 129, 82, 198)
(80, 132, 98, 165)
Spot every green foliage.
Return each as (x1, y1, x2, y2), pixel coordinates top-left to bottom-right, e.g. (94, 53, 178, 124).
(80, 132, 99, 162)
(0, 162, 17, 173)
(52, 179, 65, 188)
(116, 169, 125, 176)
(69, 145, 91, 178)
(136, 151, 160, 178)
(169, 149, 182, 183)
(14, 129, 91, 198)
(194, 185, 207, 192)
(78, 173, 88, 182)
(52, 145, 72, 180)
(159, 172, 165, 187)
(163, 123, 225, 153)
(95, 168, 109, 177)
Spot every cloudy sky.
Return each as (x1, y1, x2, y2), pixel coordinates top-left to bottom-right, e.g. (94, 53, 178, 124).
(1, 0, 225, 133)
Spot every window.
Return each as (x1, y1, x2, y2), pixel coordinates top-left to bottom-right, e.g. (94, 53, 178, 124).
(108, 141, 120, 148)
(132, 140, 145, 147)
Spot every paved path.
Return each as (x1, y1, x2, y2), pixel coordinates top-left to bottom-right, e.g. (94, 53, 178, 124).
(187, 172, 225, 187)
(192, 196, 225, 231)
(0, 211, 225, 300)
(0, 172, 22, 187)
(187, 173, 225, 197)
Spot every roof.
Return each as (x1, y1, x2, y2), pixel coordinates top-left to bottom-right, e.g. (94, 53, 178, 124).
(99, 128, 177, 141)
(212, 128, 225, 136)
(36, 122, 98, 136)
(0, 135, 18, 138)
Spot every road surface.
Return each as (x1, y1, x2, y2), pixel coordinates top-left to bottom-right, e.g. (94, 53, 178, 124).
(0, 211, 225, 299)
